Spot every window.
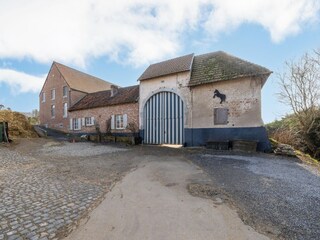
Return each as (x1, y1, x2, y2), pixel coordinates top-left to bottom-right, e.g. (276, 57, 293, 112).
(51, 89, 55, 100)
(63, 86, 68, 97)
(214, 108, 229, 125)
(116, 115, 124, 129)
(85, 117, 94, 126)
(63, 103, 68, 118)
(73, 118, 81, 130)
(111, 114, 127, 130)
(41, 92, 46, 102)
(51, 105, 55, 118)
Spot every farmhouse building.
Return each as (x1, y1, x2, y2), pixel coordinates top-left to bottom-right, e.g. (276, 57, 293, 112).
(139, 51, 272, 151)
(40, 51, 271, 151)
(39, 62, 113, 132)
(68, 85, 139, 135)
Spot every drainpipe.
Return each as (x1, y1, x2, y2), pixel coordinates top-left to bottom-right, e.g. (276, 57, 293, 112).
(191, 87, 194, 146)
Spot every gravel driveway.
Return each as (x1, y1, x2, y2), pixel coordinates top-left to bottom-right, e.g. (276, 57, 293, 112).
(189, 152, 320, 240)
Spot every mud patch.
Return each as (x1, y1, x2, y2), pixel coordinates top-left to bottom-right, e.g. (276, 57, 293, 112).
(165, 183, 178, 187)
(187, 183, 229, 205)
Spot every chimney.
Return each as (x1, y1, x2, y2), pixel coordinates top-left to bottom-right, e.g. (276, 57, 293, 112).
(110, 85, 118, 97)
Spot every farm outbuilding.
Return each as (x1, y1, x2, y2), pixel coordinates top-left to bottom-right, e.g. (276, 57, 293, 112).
(138, 51, 272, 151)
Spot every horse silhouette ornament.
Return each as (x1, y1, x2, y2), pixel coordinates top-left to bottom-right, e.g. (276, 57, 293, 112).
(213, 89, 226, 104)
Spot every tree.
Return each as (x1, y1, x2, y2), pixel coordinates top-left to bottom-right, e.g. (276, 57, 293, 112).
(0, 104, 4, 110)
(278, 50, 320, 158)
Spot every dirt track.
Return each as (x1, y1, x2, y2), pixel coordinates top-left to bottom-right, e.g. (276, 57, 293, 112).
(65, 157, 267, 240)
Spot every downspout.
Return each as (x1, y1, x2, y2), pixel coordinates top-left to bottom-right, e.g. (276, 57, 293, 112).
(191, 87, 194, 146)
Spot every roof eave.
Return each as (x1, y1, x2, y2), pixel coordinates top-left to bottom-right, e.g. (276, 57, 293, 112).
(69, 100, 138, 112)
(188, 71, 273, 87)
(139, 69, 191, 81)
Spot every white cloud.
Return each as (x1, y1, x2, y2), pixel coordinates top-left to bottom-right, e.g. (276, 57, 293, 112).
(0, 69, 45, 93)
(0, 0, 319, 68)
(205, 0, 320, 42)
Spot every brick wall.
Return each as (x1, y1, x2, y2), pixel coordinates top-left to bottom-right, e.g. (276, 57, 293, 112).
(39, 64, 86, 132)
(69, 102, 139, 134)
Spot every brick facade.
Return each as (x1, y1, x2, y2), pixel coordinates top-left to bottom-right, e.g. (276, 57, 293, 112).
(69, 103, 139, 134)
(39, 64, 86, 132)
(39, 62, 114, 133)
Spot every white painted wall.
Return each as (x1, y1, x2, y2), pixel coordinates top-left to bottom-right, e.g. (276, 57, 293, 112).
(139, 71, 192, 129)
(139, 72, 267, 130)
(191, 76, 266, 128)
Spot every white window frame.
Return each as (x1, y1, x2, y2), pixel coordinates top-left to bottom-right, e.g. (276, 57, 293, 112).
(63, 103, 68, 118)
(63, 86, 68, 98)
(111, 114, 127, 130)
(42, 92, 46, 103)
(115, 115, 124, 129)
(85, 117, 94, 126)
(51, 105, 55, 118)
(51, 89, 55, 100)
(73, 118, 81, 130)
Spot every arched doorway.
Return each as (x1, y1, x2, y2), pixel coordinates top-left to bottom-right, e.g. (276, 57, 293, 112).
(143, 91, 184, 144)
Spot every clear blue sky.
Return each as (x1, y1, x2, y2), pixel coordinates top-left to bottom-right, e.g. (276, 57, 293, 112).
(0, 0, 319, 123)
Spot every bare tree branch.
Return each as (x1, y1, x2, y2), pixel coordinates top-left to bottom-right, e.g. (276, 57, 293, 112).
(277, 50, 320, 157)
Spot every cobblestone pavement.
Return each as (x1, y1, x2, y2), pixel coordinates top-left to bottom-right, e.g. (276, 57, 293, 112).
(0, 140, 133, 240)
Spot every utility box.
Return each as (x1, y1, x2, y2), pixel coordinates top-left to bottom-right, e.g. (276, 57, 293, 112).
(0, 122, 9, 142)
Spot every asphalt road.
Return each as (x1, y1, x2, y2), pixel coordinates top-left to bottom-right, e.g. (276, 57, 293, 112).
(189, 153, 320, 240)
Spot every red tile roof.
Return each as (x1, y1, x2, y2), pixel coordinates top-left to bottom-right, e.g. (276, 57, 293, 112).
(69, 85, 139, 111)
(54, 62, 114, 93)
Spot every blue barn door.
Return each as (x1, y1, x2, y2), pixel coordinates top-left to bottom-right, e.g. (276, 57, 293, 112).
(144, 92, 184, 145)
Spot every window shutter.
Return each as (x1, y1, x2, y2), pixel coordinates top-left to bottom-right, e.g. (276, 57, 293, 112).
(78, 118, 82, 130)
(82, 118, 85, 126)
(91, 117, 95, 125)
(123, 114, 128, 128)
(214, 108, 229, 125)
(111, 115, 115, 129)
(69, 118, 73, 130)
